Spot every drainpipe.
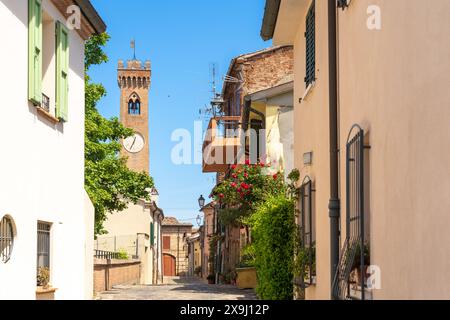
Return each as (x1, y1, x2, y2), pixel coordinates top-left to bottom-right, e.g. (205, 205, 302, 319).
(327, 0, 340, 299)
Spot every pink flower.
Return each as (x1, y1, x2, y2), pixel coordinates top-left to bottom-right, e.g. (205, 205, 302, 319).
(245, 159, 250, 165)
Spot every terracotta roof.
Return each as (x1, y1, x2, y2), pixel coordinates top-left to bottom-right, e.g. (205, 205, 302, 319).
(162, 217, 193, 227)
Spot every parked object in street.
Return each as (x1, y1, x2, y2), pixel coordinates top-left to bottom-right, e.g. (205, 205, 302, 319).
(236, 267, 257, 290)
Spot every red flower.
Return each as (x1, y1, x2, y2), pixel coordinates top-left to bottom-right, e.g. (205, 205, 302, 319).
(273, 174, 278, 180)
(245, 159, 250, 165)
(259, 162, 265, 167)
(241, 182, 250, 190)
(231, 164, 237, 170)
(219, 193, 224, 199)
(237, 188, 242, 193)
(231, 182, 237, 188)
(244, 172, 249, 178)
(232, 174, 237, 179)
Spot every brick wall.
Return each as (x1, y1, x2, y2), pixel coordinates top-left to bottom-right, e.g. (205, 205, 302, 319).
(93, 258, 141, 294)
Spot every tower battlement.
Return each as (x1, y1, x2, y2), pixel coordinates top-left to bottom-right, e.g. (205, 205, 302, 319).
(117, 58, 151, 90)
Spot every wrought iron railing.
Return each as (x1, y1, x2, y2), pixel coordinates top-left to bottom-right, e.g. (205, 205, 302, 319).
(94, 249, 120, 260)
(41, 93, 50, 112)
(332, 125, 370, 300)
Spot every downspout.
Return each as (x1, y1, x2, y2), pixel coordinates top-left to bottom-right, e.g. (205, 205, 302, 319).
(327, 0, 340, 299)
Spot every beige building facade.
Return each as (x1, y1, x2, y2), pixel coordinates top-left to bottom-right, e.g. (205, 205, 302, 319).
(262, 0, 450, 299)
(161, 217, 193, 277)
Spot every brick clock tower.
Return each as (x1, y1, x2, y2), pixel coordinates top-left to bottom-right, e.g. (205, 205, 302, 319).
(118, 59, 151, 173)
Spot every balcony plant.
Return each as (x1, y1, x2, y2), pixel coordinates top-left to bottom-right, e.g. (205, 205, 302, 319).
(37, 267, 51, 289)
(349, 241, 370, 287)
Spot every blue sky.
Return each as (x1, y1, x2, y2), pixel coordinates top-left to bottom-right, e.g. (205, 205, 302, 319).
(88, 0, 271, 224)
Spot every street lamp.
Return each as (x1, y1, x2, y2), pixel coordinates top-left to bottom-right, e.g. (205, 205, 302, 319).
(198, 195, 205, 209)
(196, 215, 202, 227)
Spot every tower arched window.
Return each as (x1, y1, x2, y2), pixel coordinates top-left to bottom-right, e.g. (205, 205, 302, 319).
(128, 93, 141, 115)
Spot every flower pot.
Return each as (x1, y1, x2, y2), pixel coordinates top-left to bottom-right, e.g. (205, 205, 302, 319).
(236, 267, 257, 290)
(36, 287, 57, 300)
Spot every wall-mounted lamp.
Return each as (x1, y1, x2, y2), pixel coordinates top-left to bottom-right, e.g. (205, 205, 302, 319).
(198, 195, 205, 209)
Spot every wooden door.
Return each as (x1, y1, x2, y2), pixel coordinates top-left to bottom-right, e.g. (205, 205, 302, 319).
(163, 254, 176, 276)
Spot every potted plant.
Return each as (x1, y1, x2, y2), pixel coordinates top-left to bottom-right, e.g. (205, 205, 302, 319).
(235, 245, 257, 289)
(207, 274, 215, 284)
(36, 267, 56, 300)
(350, 242, 370, 287)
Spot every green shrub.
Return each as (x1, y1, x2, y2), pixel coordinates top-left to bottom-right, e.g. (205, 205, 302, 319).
(117, 249, 129, 260)
(249, 194, 295, 300)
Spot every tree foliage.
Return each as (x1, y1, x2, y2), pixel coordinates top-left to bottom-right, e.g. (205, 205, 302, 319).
(84, 33, 154, 235)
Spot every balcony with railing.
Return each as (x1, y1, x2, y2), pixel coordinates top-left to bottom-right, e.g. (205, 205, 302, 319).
(202, 116, 244, 173)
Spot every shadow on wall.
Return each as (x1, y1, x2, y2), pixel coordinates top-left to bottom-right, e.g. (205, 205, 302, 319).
(2, 0, 28, 27)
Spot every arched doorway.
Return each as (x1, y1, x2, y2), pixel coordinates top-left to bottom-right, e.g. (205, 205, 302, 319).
(163, 254, 176, 276)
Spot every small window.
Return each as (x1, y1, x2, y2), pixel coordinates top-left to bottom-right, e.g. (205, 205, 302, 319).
(128, 93, 141, 115)
(0, 216, 15, 263)
(163, 236, 171, 250)
(305, 0, 316, 87)
(37, 222, 51, 286)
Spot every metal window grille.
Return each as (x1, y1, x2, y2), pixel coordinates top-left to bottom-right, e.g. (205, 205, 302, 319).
(0, 216, 14, 263)
(333, 125, 369, 300)
(37, 222, 51, 270)
(298, 178, 316, 287)
(41, 93, 50, 112)
(305, 0, 316, 87)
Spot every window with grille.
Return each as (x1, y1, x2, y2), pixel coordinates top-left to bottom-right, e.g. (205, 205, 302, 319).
(37, 222, 51, 283)
(0, 216, 14, 263)
(305, 0, 316, 87)
(298, 178, 316, 287)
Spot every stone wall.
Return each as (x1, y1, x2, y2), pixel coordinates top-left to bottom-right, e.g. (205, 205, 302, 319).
(93, 258, 141, 294)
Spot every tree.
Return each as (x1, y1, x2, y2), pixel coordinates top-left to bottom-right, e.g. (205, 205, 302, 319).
(84, 33, 154, 235)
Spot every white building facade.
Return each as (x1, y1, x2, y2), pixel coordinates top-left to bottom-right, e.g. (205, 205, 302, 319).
(0, 0, 105, 299)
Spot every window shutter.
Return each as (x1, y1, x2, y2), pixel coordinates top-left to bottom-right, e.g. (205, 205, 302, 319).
(28, 0, 42, 105)
(56, 21, 69, 122)
(150, 223, 155, 246)
(305, 0, 316, 87)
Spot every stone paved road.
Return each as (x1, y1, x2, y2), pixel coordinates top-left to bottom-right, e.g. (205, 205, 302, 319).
(97, 277, 257, 300)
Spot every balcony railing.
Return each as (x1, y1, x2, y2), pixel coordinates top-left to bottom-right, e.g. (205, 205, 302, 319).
(94, 249, 121, 260)
(202, 116, 244, 173)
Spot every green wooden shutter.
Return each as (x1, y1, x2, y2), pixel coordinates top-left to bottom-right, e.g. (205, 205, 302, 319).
(28, 0, 42, 105)
(150, 223, 155, 246)
(56, 21, 69, 122)
(305, 0, 315, 87)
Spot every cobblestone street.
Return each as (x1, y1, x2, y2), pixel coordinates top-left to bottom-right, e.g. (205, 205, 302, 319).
(97, 277, 257, 300)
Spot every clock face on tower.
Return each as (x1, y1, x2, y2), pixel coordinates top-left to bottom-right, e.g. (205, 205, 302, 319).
(123, 133, 145, 153)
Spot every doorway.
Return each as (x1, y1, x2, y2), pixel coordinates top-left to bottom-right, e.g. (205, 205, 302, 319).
(163, 254, 176, 276)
